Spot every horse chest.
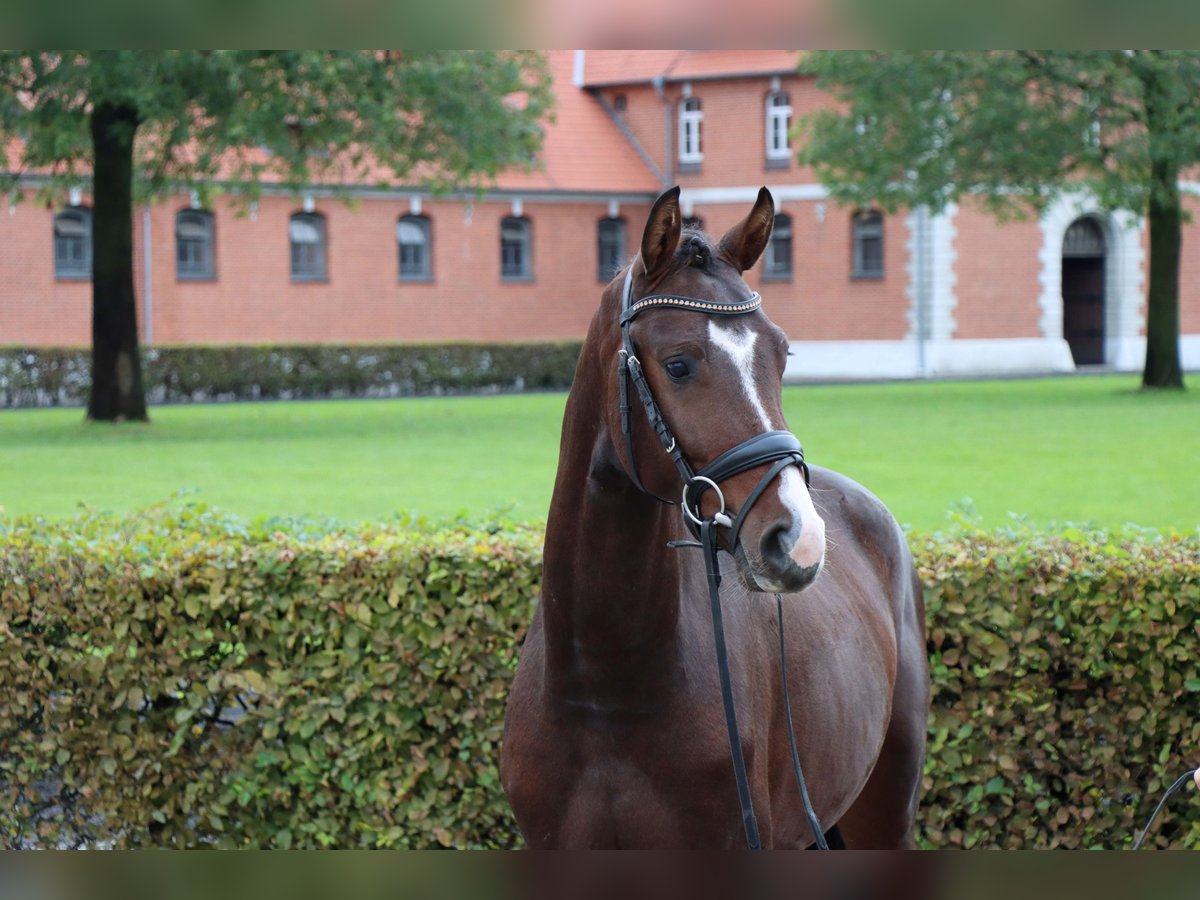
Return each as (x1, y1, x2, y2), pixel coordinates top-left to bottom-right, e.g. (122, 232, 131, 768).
(529, 700, 750, 849)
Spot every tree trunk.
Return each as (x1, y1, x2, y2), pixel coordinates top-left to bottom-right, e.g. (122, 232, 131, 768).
(1142, 165, 1184, 389)
(87, 102, 149, 421)
(1141, 68, 1185, 390)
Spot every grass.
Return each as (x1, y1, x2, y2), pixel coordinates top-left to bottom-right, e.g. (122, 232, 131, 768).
(0, 374, 1196, 531)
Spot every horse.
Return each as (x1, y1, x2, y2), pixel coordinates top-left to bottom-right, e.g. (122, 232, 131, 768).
(500, 186, 929, 849)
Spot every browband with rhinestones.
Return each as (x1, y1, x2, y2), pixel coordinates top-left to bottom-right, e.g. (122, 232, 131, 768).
(618, 292, 762, 325)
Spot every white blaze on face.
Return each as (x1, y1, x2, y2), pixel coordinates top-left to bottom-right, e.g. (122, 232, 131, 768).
(707, 320, 826, 571)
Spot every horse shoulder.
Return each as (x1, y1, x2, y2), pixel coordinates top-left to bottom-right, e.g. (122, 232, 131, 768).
(808, 464, 916, 617)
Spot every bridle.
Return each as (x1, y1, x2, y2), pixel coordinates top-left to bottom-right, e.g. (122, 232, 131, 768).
(617, 264, 810, 542)
(615, 260, 829, 850)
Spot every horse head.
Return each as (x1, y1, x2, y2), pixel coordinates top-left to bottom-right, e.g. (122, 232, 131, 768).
(604, 186, 826, 594)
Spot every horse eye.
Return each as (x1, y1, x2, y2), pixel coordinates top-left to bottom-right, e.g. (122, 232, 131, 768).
(664, 359, 692, 381)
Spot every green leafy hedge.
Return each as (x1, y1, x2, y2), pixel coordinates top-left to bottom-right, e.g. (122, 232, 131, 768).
(916, 526, 1200, 849)
(0, 508, 1196, 848)
(0, 342, 583, 408)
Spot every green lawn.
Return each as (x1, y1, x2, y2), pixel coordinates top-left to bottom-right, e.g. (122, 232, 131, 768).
(0, 374, 1196, 531)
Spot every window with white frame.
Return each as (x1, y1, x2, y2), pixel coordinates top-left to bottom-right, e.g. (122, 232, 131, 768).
(289, 212, 327, 281)
(53, 207, 92, 279)
(176, 209, 215, 280)
(765, 91, 792, 161)
(397, 214, 432, 280)
(852, 210, 884, 279)
(764, 213, 792, 280)
(678, 96, 703, 165)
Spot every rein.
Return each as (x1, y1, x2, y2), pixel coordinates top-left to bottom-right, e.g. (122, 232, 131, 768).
(617, 262, 827, 850)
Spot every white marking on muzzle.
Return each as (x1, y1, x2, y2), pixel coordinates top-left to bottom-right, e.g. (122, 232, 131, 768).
(708, 320, 826, 572)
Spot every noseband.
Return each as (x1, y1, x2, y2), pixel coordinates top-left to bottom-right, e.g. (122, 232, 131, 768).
(615, 261, 828, 850)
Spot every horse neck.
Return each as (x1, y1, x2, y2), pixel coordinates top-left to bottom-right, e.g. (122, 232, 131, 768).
(541, 327, 683, 695)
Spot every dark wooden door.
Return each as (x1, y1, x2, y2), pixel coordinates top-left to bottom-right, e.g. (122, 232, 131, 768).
(1062, 257, 1105, 365)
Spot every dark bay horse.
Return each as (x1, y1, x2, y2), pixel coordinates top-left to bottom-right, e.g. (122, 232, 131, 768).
(501, 187, 929, 849)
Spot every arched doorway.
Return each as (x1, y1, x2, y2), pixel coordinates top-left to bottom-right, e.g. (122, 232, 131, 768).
(1061, 217, 1106, 365)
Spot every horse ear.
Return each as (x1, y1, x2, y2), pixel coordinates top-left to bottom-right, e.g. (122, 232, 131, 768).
(718, 187, 775, 273)
(640, 186, 682, 276)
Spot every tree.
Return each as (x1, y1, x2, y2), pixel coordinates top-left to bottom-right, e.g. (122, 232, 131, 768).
(799, 50, 1196, 390)
(0, 51, 552, 420)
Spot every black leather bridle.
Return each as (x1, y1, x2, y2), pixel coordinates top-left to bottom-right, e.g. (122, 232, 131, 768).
(615, 261, 828, 850)
(617, 265, 811, 536)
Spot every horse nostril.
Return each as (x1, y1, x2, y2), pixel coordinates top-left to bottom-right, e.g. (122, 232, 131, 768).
(759, 523, 795, 571)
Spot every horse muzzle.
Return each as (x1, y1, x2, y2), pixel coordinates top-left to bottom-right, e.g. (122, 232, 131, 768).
(734, 466, 826, 594)
(755, 513, 826, 591)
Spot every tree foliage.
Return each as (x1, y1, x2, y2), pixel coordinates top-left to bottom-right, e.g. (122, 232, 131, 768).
(0, 51, 554, 420)
(799, 51, 1197, 388)
(0, 51, 551, 199)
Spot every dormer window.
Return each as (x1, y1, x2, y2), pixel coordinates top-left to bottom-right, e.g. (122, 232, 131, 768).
(678, 96, 703, 166)
(765, 90, 792, 163)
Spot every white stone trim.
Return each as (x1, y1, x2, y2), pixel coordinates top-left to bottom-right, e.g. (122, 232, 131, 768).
(1037, 191, 1144, 368)
(1183, 335, 1200, 370)
(1109, 334, 1200, 372)
(784, 337, 1077, 381)
(784, 340, 919, 380)
(928, 204, 958, 342)
(680, 184, 829, 205)
(904, 204, 959, 375)
(923, 338, 1075, 376)
(573, 50, 586, 88)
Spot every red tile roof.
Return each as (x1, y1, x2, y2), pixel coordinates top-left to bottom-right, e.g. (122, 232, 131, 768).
(493, 51, 662, 194)
(579, 50, 802, 87)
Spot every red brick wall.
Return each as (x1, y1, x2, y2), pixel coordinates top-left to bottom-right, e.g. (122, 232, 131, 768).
(1, 191, 654, 347)
(1, 190, 97, 346)
(952, 201, 1044, 339)
(0, 187, 912, 347)
(746, 199, 910, 342)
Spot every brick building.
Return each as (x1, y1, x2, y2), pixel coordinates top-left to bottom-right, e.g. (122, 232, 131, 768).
(3, 50, 1199, 379)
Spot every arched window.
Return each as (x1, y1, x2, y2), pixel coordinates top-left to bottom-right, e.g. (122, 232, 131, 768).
(289, 212, 327, 281)
(500, 216, 532, 280)
(597, 217, 626, 282)
(765, 91, 793, 162)
(54, 207, 92, 279)
(176, 209, 215, 280)
(397, 214, 432, 280)
(764, 213, 792, 280)
(678, 96, 703, 165)
(852, 210, 884, 279)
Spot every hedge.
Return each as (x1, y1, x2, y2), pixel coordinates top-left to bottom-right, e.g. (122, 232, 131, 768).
(0, 507, 1197, 848)
(0, 342, 583, 408)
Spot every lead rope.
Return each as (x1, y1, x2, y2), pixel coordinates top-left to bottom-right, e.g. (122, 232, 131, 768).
(775, 592, 829, 849)
(701, 519, 761, 849)
(1131, 769, 1198, 849)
